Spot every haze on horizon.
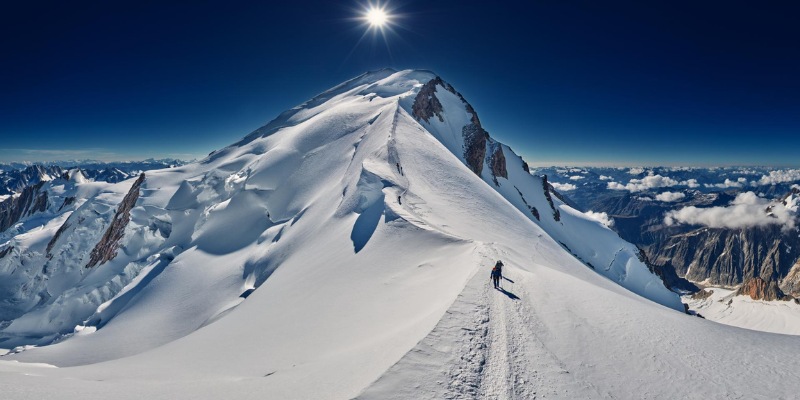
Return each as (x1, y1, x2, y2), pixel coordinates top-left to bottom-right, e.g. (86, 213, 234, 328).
(2, 1, 798, 166)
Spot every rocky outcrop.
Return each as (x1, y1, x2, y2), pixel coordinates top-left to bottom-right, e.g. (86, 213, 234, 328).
(735, 277, 789, 301)
(514, 186, 540, 220)
(412, 77, 489, 177)
(781, 259, 800, 295)
(411, 77, 446, 123)
(46, 221, 70, 257)
(488, 144, 507, 186)
(58, 196, 76, 212)
(0, 246, 12, 259)
(0, 181, 48, 232)
(649, 225, 800, 289)
(86, 173, 145, 268)
(541, 175, 560, 221)
(691, 289, 713, 300)
(462, 124, 487, 176)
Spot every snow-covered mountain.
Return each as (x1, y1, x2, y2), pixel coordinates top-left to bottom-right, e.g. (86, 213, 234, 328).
(1, 69, 799, 399)
(0, 165, 62, 196)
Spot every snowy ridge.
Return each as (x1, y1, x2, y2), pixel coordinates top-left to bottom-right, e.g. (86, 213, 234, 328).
(2, 70, 799, 399)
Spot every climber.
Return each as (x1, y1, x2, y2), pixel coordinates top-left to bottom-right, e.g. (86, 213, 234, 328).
(490, 260, 503, 289)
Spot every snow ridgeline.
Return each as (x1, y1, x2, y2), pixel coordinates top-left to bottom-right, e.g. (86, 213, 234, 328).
(4, 70, 797, 399)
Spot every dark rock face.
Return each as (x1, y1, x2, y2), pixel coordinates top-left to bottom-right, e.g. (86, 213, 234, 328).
(569, 187, 800, 295)
(488, 145, 508, 186)
(514, 186, 540, 220)
(411, 77, 446, 123)
(522, 161, 530, 174)
(691, 289, 713, 300)
(781, 259, 800, 295)
(0, 246, 12, 259)
(46, 221, 70, 257)
(462, 124, 487, 176)
(86, 173, 145, 268)
(58, 196, 76, 212)
(541, 175, 561, 221)
(0, 181, 48, 232)
(411, 76, 491, 178)
(736, 277, 788, 301)
(650, 225, 800, 290)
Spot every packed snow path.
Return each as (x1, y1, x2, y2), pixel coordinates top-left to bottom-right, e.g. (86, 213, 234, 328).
(360, 246, 602, 399)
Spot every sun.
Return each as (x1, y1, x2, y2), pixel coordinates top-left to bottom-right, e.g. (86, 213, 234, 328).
(365, 6, 389, 28)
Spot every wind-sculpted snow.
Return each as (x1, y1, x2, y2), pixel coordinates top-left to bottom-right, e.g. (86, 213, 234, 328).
(13, 70, 798, 400)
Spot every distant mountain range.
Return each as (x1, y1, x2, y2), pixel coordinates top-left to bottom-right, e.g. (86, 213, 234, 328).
(537, 166, 800, 297)
(0, 159, 190, 196)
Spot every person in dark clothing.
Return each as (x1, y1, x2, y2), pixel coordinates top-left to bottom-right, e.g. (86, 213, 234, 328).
(492, 260, 504, 288)
(490, 260, 504, 288)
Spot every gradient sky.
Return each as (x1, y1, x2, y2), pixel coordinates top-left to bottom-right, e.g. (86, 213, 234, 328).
(1, 1, 798, 165)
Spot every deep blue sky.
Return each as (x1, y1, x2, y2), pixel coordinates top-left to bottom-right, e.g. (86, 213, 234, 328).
(1, 1, 798, 165)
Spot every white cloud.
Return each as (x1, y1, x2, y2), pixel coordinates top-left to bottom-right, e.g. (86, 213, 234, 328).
(683, 179, 700, 188)
(704, 177, 748, 189)
(754, 169, 800, 186)
(607, 174, 678, 192)
(599, 175, 612, 181)
(585, 210, 614, 227)
(607, 174, 700, 192)
(655, 191, 686, 202)
(664, 191, 796, 230)
(569, 175, 584, 180)
(551, 182, 577, 191)
(628, 167, 646, 175)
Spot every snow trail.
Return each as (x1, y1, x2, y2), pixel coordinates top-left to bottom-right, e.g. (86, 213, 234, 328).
(360, 244, 602, 399)
(478, 247, 602, 399)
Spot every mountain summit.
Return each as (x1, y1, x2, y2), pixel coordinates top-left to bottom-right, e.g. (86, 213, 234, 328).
(2, 70, 798, 399)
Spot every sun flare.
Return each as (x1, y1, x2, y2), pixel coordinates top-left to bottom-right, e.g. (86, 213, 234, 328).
(366, 7, 388, 27)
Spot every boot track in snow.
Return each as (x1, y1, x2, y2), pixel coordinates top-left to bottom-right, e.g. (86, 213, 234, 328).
(359, 245, 602, 399)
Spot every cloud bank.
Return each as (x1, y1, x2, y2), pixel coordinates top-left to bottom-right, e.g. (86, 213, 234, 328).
(551, 182, 577, 191)
(585, 211, 614, 227)
(754, 169, 800, 186)
(655, 191, 686, 202)
(704, 177, 748, 189)
(665, 192, 796, 230)
(607, 174, 698, 192)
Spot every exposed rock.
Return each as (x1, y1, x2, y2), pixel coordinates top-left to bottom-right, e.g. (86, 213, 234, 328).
(522, 161, 530, 174)
(412, 77, 488, 177)
(691, 289, 713, 300)
(637, 247, 698, 292)
(514, 186, 540, 220)
(781, 259, 800, 295)
(0, 181, 47, 232)
(0, 246, 12, 259)
(488, 144, 507, 186)
(541, 175, 560, 221)
(86, 173, 145, 268)
(58, 196, 76, 212)
(649, 225, 800, 289)
(29, 192, 48, 215)
(735, 277, 789, 301)
(462, 124, 487, 176)
(411, 77, 445, 123)
(46, 221, 70, 257)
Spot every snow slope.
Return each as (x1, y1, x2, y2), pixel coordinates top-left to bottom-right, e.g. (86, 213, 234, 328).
(1, 69, 798, 399)
(685, 287, 800, 335)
